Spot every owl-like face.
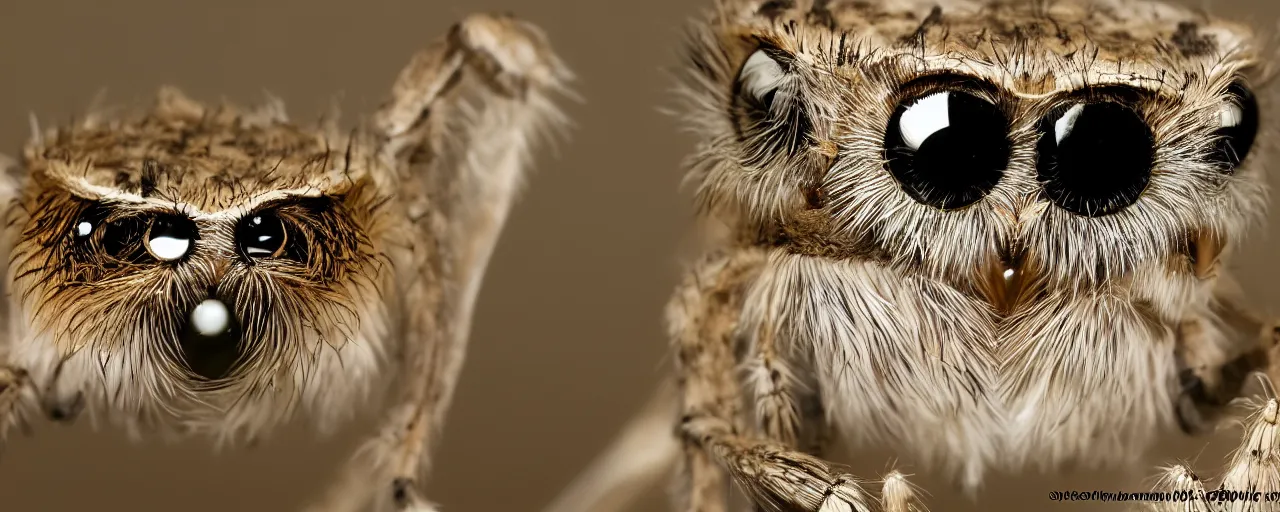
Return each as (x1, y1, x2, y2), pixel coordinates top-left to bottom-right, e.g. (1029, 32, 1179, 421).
(688, 0, 1269, 291)
(3, 90, 391, 437)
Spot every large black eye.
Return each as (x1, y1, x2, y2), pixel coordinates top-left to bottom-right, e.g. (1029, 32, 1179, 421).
(1213, 81, 1259, 172)
(1037, 100, 1154, 217)
(884, 90, 1010, 209)
(144, 216, 197, 262)
(236, 212, 288, 259)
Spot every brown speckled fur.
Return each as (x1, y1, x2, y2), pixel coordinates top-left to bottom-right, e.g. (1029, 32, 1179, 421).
(0, 13, 571, 512)
(545, 1, 1280, 511)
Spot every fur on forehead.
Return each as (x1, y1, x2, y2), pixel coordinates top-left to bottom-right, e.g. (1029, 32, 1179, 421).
(21, 87, 381, 214)
(712, 0, 1263, 93)
(679, 0, 1274, 287)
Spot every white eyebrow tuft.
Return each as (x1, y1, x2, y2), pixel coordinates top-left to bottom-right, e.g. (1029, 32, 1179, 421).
(62, 175, 341, 220)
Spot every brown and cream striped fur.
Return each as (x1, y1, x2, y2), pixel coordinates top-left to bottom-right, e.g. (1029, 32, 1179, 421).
(547, 0, 1280, 511)
(0, 13, 571, 512)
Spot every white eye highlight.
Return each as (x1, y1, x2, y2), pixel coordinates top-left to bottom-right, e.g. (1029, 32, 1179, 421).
(191, 299, 230, 336)
(75, 221, 92, 237)
(147, 236, 189, 261)
(1054, 103, 1086, 145)
(884, 87, 1009, 209)
(738, 49, 788, 105)
(733, 48, 813, 163)
(1211, 82, 1259, 170)
(1219, 102, 1244, 129)
(144, 217, 197, 262)
(898, 92, 953, 150)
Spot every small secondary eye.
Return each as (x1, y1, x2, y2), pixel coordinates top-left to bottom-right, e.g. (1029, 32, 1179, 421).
(884, 90, 1010, 209)
(237, 212, 288, 259)
(730, 47, 811, 166)
(70, 205, 109, 242)
(738, 49, 788, 111)
(145, 216, 197, 262)
(1212, 81, 1259, 172)
(1036, 100, 1154, 217)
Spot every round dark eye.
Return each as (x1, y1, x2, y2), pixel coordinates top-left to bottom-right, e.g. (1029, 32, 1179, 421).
(1037, 100, 1154, 217)
(884, 90, 1010, 209)
(100, 217, 149, 263)
(70, 204, 111, 242)
(70, 205, 139, 261)
(1213, 81, 1259, 172)
(144, 216, 197, 262)
(237, 212, 287, 258)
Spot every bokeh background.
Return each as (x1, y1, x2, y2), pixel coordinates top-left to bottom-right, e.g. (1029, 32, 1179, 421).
(1, 0, 1278, 510)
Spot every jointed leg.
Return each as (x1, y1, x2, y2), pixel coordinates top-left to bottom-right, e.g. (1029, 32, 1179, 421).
(1145, 394, 1280, 512)
(744, 311, 816, 512)
(306, 12, 570, 512)
(1144, 464, 1214, 512)
(536, 339, 840, 512)
(1145, 288, 1280, 511)
(681, 408, 876, 512)
(0, 365, 30, 450)
(0, 156, 32, 450)
(672, 249, 880, 512)
(747, 320, 805, 449)
(1173, 275, 1279, 435)
(0, 359, 78, 454)
(744, 319, 923, 512)
(40, 358, 85, 423)
(670, 251, 748, 512)
(1218, 395, 1280, 510)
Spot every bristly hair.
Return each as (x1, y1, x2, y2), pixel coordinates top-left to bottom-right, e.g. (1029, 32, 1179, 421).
(3, 89, 396, 445)
(539, 3, 1277, 512)
(4, 13, 575, 512)
(677, 0, 1272, 288)
(666, 0, 1275, 493)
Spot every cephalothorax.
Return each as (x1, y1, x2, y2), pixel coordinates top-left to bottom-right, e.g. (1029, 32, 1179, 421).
(545, 1, 1279, 511)
(0, 13, 570, 512)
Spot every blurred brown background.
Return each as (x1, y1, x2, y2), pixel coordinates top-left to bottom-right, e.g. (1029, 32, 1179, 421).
(0, 0, 1278, 511)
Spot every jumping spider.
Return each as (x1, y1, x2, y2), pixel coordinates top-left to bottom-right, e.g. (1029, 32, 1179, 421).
(546, 0, 1278, 511)
(0, 13, 571, 512)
